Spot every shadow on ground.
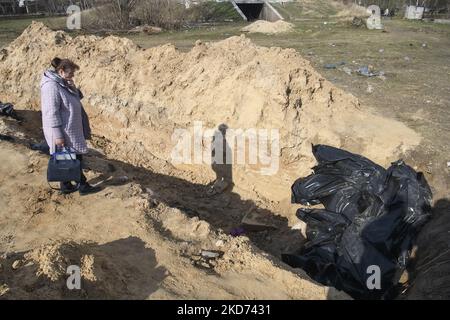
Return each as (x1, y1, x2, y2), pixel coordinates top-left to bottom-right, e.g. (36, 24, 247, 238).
(404, 198, 450, 299)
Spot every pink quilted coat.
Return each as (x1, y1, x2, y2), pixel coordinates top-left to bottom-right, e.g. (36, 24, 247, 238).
(40, 69, 88, 155)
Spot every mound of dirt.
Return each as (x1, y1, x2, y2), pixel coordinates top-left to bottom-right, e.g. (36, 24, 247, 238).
(241, 20, 294, 34)
(0, 22, 421, 206)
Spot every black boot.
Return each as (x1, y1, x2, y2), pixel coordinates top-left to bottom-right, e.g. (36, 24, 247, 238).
(60, 181, 77, 194)
(78, 182, 101, 196)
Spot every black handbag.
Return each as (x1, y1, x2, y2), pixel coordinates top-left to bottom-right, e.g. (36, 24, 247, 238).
(47, 147, 81, 182)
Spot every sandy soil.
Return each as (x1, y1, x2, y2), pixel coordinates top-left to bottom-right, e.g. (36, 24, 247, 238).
(0, 21, 443, 299)
(0, 114, 349, 299)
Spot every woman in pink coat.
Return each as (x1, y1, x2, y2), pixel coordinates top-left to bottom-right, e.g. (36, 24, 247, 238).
(40, 57, 100, 195)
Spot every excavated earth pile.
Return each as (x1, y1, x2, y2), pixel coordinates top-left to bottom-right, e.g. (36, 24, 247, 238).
(0, 21, 420, 202)
(0, 21, 424, 299)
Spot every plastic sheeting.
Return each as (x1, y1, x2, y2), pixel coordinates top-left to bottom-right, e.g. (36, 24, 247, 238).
(282, 145, 432, 299)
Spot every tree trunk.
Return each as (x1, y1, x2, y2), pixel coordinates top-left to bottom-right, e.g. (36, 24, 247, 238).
(11, 0, 16, 14)
(115, 0, 138, 29)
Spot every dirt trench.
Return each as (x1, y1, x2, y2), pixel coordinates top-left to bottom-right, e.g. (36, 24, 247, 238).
(3, 90, 448, 300)
(3, 107, 307, 274)
(1, 112, 348, 299)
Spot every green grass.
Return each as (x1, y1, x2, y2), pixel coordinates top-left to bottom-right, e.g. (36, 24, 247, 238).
(186, 1, 242, 22)
(272, 0, 341, 20)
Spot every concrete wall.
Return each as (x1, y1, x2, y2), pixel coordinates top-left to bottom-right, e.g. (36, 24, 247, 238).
(260, 2, 283, 21)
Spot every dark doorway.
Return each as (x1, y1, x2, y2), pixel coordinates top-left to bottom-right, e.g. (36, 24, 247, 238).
(236, 3, 264, 21)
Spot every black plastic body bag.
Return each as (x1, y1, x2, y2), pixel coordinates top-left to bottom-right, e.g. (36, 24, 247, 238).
(282, 145, 432, 299)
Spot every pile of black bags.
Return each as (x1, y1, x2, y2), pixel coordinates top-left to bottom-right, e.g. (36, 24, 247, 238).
(282, 145, 432, 299)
